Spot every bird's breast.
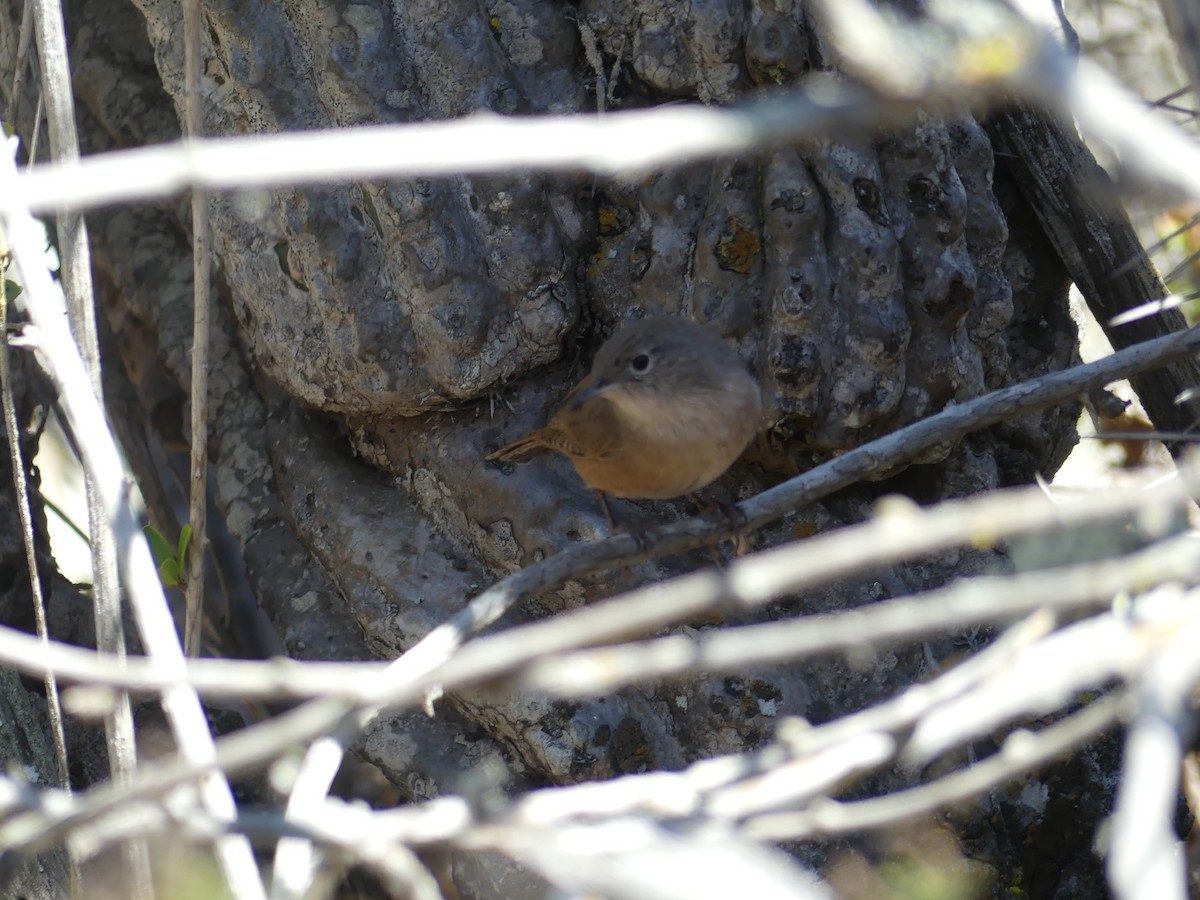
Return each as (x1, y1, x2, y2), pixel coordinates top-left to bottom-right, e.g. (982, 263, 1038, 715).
(565, 380, 761, 499)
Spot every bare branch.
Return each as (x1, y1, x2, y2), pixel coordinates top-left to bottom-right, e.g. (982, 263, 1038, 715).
(745, 690, 1128, 841)
(0, 112, 264, 900)
(12, 1, 1066, 218)
(0, 213, 74, 898)
(0, 352, 1189, 712)
(29, 0, 146, 893)
(1107, 585, 1200, 900)
(2, 4, 1199, 897)
(182, 0, 210, 662)
(516, 533, 1200, 699)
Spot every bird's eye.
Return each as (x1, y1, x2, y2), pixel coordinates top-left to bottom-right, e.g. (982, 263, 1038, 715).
(630, 353, 652, 374)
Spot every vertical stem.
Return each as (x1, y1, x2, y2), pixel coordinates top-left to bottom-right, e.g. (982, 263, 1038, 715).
(0, 248, 79, 899)
(183, 0, 210, 659)
(29, 1, 153, 896)
(179, 5, 267, 896)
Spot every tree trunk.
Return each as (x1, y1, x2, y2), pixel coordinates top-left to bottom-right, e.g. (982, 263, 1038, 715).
(1, 1, 1159, 896)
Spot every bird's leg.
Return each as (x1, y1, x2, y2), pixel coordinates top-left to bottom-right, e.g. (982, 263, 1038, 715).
(595, 490, 616, 530)
(689, 492, 751, 559)
(594, 490, 652, 554)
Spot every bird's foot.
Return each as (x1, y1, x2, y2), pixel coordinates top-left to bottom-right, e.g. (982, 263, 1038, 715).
(689, 493, 751, 559)
(595, 490, 653, 554)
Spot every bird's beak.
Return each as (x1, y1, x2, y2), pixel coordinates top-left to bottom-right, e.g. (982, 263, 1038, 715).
(566, 377, 613, 412)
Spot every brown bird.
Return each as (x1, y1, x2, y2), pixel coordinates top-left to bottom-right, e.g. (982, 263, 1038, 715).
(487, 316, 762, 515)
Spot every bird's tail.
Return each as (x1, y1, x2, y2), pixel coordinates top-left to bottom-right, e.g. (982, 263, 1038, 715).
(485, 432, 549, 462)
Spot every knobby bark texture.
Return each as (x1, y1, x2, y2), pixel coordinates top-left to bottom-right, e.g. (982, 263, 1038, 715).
(0, 0, 1143, 896)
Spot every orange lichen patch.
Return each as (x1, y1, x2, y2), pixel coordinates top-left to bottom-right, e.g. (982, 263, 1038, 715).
(598, 206, 625, 235)
(715, 217, 762, 273)
(792, 519, 819, 540)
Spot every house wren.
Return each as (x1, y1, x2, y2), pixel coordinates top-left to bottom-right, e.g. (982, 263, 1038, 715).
(487, 317, 763, 502)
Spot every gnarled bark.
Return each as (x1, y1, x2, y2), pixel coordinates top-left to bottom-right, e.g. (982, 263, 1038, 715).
(1, 1, 1152, 896)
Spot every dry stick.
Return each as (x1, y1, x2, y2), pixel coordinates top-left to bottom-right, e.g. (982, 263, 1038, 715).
(513, 532, 1200, 698)
(985, 101, 1200, 457)
(0, 248, 77, 897)
(1158, 0, 1200, 103)
(0, 583, 1179, 873)
(27, 93, 42, 164)
(181, 0, 209, 661)
(9, 614, 1117, 874)
(5, 8, 1197, 229)
(386, 494, 1197, 704)
(1106, 589, 1200, 900)
(41, 492, 90, 546)
(744, 689, 1129, 841)
(267, 316, 1200, 887)
(9, 0, 34, 125)
(13, 20, 1070, 220)
(272, 737, 342, 899)
(0, 126, 266, 900)
(3, 321, 1199, 869)
(77, 610, 1153, 883)
(0, 471, 1185, 705)
(181, 6, 259, 894)
(6, 8, 75, 893)
(12, 84, 940, 213)
(27, 1, 150, 896)
(0, 1, 1050, 212)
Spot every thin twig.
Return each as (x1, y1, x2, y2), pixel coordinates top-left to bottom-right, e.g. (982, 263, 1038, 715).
(0, 228, 77, 898)
(27, 92, 42, 163)
(9, 87, 897, 212)
(1071, 56, 1200, 210)
(0, 320, 1188, 829)
(743, 690, 1128, 840)
(0, 476, 1185, 704)
(11, 8, 1070, 220)
(0, 123, 266, 900)
(273, 736, 339, 900)
(40, 492, 90, 547)
(181, 3, 257, 891)
(515, 532, 1200, 698)
(0, 433, 1198, 874)
(29, 1, 149, 895)
(181, 0, 209, 662)
(1, 11, 1195, 240)
(9, 0, 34, 126)
(1150, 85, 1194, 108)
(1109, 293, 1193, 327)
(1106, 584, 1200, 900)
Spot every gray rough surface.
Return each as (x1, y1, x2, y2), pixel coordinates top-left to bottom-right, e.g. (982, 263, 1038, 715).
(0, 0, 1117, 896)
(132, 0, 584, 416)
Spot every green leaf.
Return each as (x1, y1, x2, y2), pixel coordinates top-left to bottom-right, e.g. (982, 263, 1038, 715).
(177, 523, 193, 563)
(4, 280, 21, 302)
(158, 559, 182, 588)
(144, 525, 176, 568)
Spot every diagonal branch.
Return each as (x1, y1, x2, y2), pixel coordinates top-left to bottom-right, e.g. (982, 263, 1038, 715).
(29, 0, 146, 895)
(0, 108, 266, 900)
